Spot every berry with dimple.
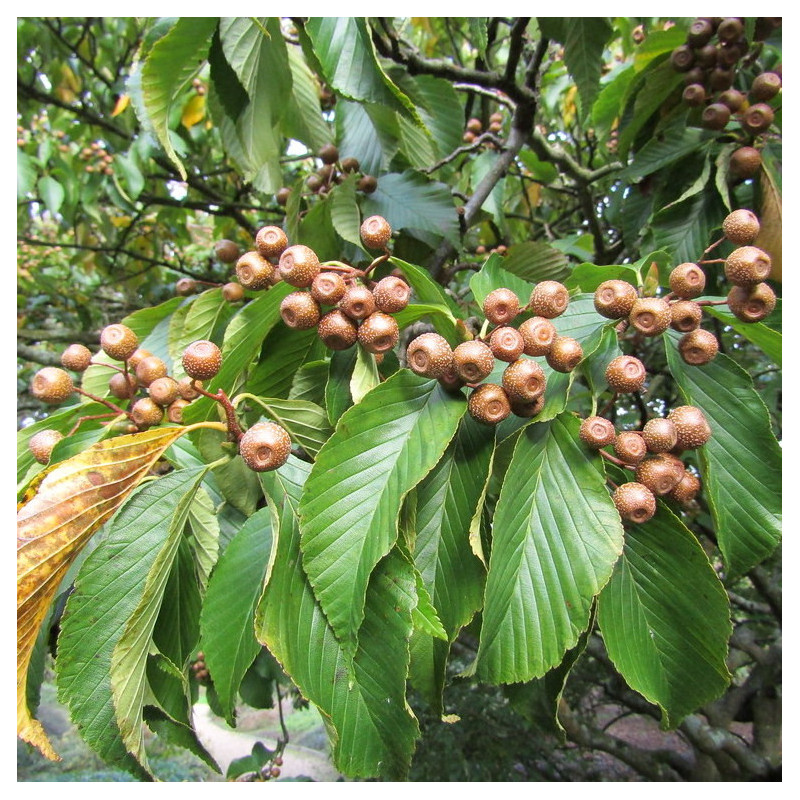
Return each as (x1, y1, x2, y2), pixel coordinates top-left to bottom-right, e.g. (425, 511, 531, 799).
(360, 215, 392, 250)
(236, 252, 274, 291)
(669, 263, 706, 299)
(642, 418, 678, 453)
(61, 343, 92, 372)
(222, 282, 244, 303)
(176, 277, 197, 296)
(687, 18, 714, 46)
(317, 310, 358, 350)
(148, 376, 180, 407)
(717, 17, 743, 43)
(579, 416, 616, 449)
(311, 272, 347, 306)
(670, 300, 702, 332)
(605, 355, 646, 394)
(489, 326, 525, 362)
(635, 455, 683, 496)
(29, 429, 64, 464)
(214, 239, 241, 264)
(319, 143, 339, 165)
(724, 246, 771, 285)
(453, 340, 495, 383)
(594, 280, 638, 319)
(742, 103, 774, 135)
(629, 297, 671, 336)
(373, 275, 411, 313)
(702, 103, 731, 130)
(483, 288, 520, 325)
(407, 332, 454, 379)
(722, 210, 760, 245)
(358, 175, 378, 194)
(682, 84, 705, 107)
(131, 397, 164, 430)
(729, 147, 762, 180)
(726, 283, 776, 323)
(437, 364, 465, 393)
(101, 324, 139, 361)
(167, 399, 189, 424)
(109, 372, 138, 399)
(667, 405, 712, 449)
(135, 356, 168, 386)
(529, 281, 569, 318)
(178, 376, 202, 401)
(510, 395, 546, 418)
(518, 316, 556, 356)
(357, 312, 399, 354)
(613, 482, 657, 523)
(468, 383, 511, 425)
(340, 157, 360, 173)
(182, 340, 222, 380)
(546, 336, 583, 373)
(255, 225, 289, 259)
(339, 284, 376, 321)
(670, 471, 702, 505)
(718, 89, 746, 112)
(502, 359, 546, 403)
(127, 349, 152, 372)
(614, 431, 647, 465)
(280, 291, 321, 330)
(278, 245, 321, 288)
(750, 72, 781, 102)
(670, 45, 695, 72)
(678, 329, 718, 365)
(31, 367, 74, 404)
(239, 421, 292, 472)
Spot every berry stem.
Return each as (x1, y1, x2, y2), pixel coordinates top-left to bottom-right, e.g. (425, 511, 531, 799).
(190, 382, 245, 442)
(74, 387, 134, 420)
(320, 260, 358, 274)
(362, 252, 390, 276)
(600, 449, 634, 470)
(701, 236, 726, 258)
(67, 412, 121, 437)
(698, 258, 725, 265)
(696, 299, 729, 306)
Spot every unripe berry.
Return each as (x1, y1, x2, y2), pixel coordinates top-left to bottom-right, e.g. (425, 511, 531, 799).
(131, 397, 164, 430)
(669, 263, 706, 299)
(614, 431, 647, 465)
(483, 288, 520, 325)
(109, 372, 138, 399)
(488, 326, 524, 362)
(222, 282, 244, 303)
(453, 340, 495, 383)
(31, 367, 74, 404)
(670, 300, 703, 332)
(642, 418, 678, 453)
(357, 312, 399, 354)
(579, 416, 616, 449)
(724, 246, 771, 285)
(61, 343, 92, 372)
(501, 359, 546, 403)
(726, 282, 776, 322)
(339, 285, 376, 321)
(518, 316, 556, 356)
(635, 455, 683, 496)
(280, 292, 321, 330)
(236, 251, 274, 291)
(629, 297, 671, 336)
(135, 356, 168, 386)
(148, 376, 180, 407)
(678, 329, 719, 365)
(278, 245, 321, 288)
(613, 482, 657, 524)
(214, 239, 241, 264)
(372, 275, 411, 313)
(722, 209, 760, 245)
(667, 405, 712, 449)
(407, 332, 454, 379)
(167, 399, 189, 424)
(670, 471, 702, 505)
(546, 336, 583, 373)
(317, 310, 358, 350)
(311, 272, 347, 306)
(255, 225, 289, 259)
(594, 280, 638, 319)
(529, 281, 569, 318)
(100, 324, 139, 361)
(182, 340, 222, 380)
(605, 355, 647, 394)
(360, 215, 392, 250)
(468, 383, 511, 425)
(29, 429, 64, 464)
(239, 421, 292, 472)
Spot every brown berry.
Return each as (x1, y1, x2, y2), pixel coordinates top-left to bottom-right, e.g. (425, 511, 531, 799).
(255, 226, 289, 259)
(280, 292, 321, 330)
(31, 367, 74, 404)
(466, 117, 483, 134)
(742, 103, 774, 135)
(678, 329, 719, 365)
(724, 246, 771, 285)
(670, 45, 695, 72)
(239, 421, 292, 472)
(718, 89, 746, 112)
(148, 376, 180, 407)
(214, 239, 241, 264)
(177, 376, 202, 401)
(687, 18, 714, 46)
(483, 288, 520, 325)
(701, 103, 731, 130)
(340, 157, 360, 173)
(278, 245, 321, 288)
(682, 84, 706, 107)
(175, 277, 197, 296)
(579, 416, 616, 449)
(131, 397, 164, 430)
(717, 18, 744, 44)
(317, 310, 358, 350)
(276, 187, 291, 206)
(236, 252, 274, 291)
(452, 340, 495, 383)
(357, 312, 399, 354)
(695, 43, 718, 69)
(127, 349, 152, 371)
(594, 280, 638, 319)
(29, 429, 64, 464)
(669, 263, 706, 299)
(642, 418, 678, 453)
(635, 455, 683, 496)
(437, 364, 465, 393)
(667, 405, 712, 449)
(167, 399, 189, 424)
(61, 343, 92, 372)
(488, 326, 525, 362)
(726, 283, 776, 322)
(750, 72, 781, 102)
(311, 272, 347, 306)
(358, 175, 378, 194)
(529, 281, 569, 318)
(670, 300, 703, 332)
(182, 340, 222, 380)
(605, 355, 647, 393)
(546, 336, 583, 373)
(510, 395, 546, 418)
(670, 471, 702, 505)
(729, 147, 762, 180)
(318, 143, 339, 165)
(339, 284, 376, 321)
(373, 275, 411, 313)
(518, 316, 556, 356)
(109, 372, 138, 399)
(360, 215, 392, 250)
(468, 384, 511, 425)
(722, 210, 760, 245)
(614, 431, 647, 465)
(100, 324, 139, 362)
(613, 482, 657, 523)
(222, 282, 244, 303)
(406, 332, 454, 379)
(135, 356, 168, 386)
(502, 359, 546, 403)
(629, 297, 671, 336)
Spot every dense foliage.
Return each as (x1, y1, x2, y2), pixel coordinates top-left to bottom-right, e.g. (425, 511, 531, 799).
(18, 17, 781, 781)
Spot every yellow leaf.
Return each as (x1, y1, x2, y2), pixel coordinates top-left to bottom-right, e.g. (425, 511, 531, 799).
(181, 94, 206, 129)
(563, 85, 578, 128)
(16, 423, 223, 759)
(112, 94, 130, 117)
(643, 262, 660, 296)
(756, 167, 782, 283)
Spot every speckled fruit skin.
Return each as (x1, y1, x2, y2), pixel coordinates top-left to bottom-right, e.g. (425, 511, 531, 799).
(726, 283, 776, 323)
(372, 275, 411, 313)
(579, 416, 616, 448)
(131, 397, 164, 429)
(468, 383, 512, 425)
(510, 395, 545, 418)
(311, 272, 347, 305)
(642, 418, 678, 453)
(722, 210, 760, 245)
(317, 310, 358, 350)
(182, 340, 222, 380)
(594, 280, 638, 319)
(453, 340, 495, 383)
(280, 292, 321, 330)
(635, 455, 684, 496)
(339, 285, 376, 321)
(518, 316, 556, 356)
(31, 367, 74, 404)
(214, 239, 241, 264)
(678, 328, 719, 365)
(61, 343, 92, 372)
(135, 356, 168, 386)
(406, 332, 454, 379)
(483, 288, 520, 325)
(488, 326, 525, 362)
(178, 376, 202, 401)
(629, 298, 671, 336)
(614, 431, 647, 465)
(278, 244, 321, 288)
(670, 471, 702, 504)
(239, 421, 292, 472)
(670, 300, 703, 332)
(29, 429, 64, 464)
(360, 215, 392, 249)
(357, 312, 399, 354)
(148, 376, 180, 407)
(605, 355, 646, 394)
(236, 251, 274, 290)
(546, 336, 583, 373)
(255, 225, 289, 259)
(724, 246, 772, 286)
(222, 282, 244, 303)
(502, 359, 546, 403)
(667, 405, 712, 449)
(528, 281, 569, 318)
(100, 324, 139, 361)
(669, 264, 706, 299)
(109, 372, 138, 400)
(613, 482, 657, 523)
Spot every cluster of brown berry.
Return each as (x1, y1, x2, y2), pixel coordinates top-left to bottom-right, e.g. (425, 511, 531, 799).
(462, 111, 505, 144)
(671, 17, 781, 137)
(191, 651, 210, 684)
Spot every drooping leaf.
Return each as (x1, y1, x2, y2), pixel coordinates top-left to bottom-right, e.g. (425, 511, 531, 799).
(620, 124, 713, 182)
(336, 99, 399, 176)
(563, 18, 614, 117)
(325, 346, 358, 425)
(242, 397, 333, 458)
(501, 241, 571, 284)
(470, 253, 532, 309)
(282, 41, 331, 153)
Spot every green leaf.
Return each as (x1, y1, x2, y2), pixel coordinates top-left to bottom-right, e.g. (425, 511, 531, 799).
(299, 371, 466, 658)
(619, 124, 713, 182)
(399, 74, 464, 159)
(186, 486, 219, 592)
(245, 396, 333, 458)
(664, 333, 781, 576)
(565, 262, 641, 292)
(474, 414, 623, 683)
(330, 173, 366, 252)
(336, 100, 399, 176)
(289, 359, 329, 406)
(200, 506, 273, 725)
(704, 304, 781, 367)
(580, 324, 622, 403)
(326, 347, 357, 425)
(470, 253, 532, 309)
(597, 505, 732, 727)
(652, 188, 728, 265)
(37, 175, 65, 215)
(563, 18, 613, 117)
(501, 241, 570, 284)
(282, 42, 331, 153)
(18, 151, 36, 198)
(139, 18, 218, 178)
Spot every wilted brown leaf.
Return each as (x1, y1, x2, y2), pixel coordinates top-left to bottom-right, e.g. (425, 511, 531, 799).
(756, 165, 782, 282)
